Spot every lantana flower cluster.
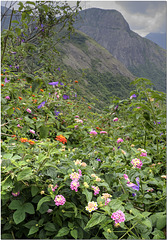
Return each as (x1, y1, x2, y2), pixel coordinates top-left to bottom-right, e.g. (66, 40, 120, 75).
(131, 158, 143, 169)
(55, 135, 67, 144)
(111, 210, 125, 225)
(92, 186, 100, 196)
(101, 193, 112, 205)
(54, 195, 66, 206)
(20, 138, 35, 145)
(85, 201, 98, 213)
(70, 169, 82, 192)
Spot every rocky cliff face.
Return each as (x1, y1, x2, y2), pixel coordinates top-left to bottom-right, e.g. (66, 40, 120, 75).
(74, 8, 166, 92)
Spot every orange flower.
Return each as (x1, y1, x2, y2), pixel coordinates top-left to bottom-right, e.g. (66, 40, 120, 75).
(96, 127, 100, 130)
(75, 80, 78, 83)
(55, 135, 67, 144)
(17, 79, 20, 81)
(33, 117, 37, 120)
(1, 74, 3, 76)
(32, 95, 35, 97)
(28, 140, 35, 145)
(30, 86, 32, 88)
(20, 138, 28, 143)
(11, 135, 16, 138)
(88, 106, 91, 109)
(40, 89, 44, 92)
(1, 84, 4, 87)
(32, 99, 37, 103)
(19, 97, 22, 100)
(16, 107, 20, 110)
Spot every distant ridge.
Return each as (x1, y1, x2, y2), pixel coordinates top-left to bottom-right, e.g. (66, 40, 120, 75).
(145, 33, 166, 50)
(74, 8, 166, 92)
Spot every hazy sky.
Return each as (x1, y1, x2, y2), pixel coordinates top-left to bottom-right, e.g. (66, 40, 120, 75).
(1, 1, 166, 36)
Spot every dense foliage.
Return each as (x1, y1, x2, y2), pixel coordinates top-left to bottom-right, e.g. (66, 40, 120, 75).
(1, 1, 166, 239)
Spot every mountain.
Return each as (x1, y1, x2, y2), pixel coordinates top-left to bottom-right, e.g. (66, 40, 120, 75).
(74, 8, 166, 92)
(55, 30, 135, 108)
(145, 33, 166, 49)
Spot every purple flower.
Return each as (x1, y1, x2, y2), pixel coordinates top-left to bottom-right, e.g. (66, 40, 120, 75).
(48, 82, 59, 86)
(57, 67, 60, 71)
(21, 39, 25, 42)
(114, 105, 118, 110)
(54, 110, 60, 116)
(41, 24, 44, 28)
(75, 94, 77, 98)
(35, 26, 38, 29)
(4, 77, 10, 83)
(96, 158, 101, 162)
(130, 94, 137, 99)
(15, 65, 19, 69)
(11, 52, 16, 54)
(132, 193, 136, 197)
(127, 177, 140, 191)
(63, 95, 69, 100)
(59, 82, 64, 85)
(42, 29, 44, 32)
(9, 65, 12, 67)
(37, 101, 46, 109)
(3, 69, 6, 72)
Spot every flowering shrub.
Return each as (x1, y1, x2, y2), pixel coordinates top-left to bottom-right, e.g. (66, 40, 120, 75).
(1, 2, 166, 239)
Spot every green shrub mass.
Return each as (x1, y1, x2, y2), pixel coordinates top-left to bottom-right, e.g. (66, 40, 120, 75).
(1, 2, 166, 239)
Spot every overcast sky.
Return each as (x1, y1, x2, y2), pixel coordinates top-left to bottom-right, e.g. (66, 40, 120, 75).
(1, 1, 166, 36)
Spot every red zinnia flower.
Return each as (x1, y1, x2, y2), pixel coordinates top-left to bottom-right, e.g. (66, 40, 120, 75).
(19, 97, 22, 100)
(1, 84, 4, 87)
(75, 80, 78, 83)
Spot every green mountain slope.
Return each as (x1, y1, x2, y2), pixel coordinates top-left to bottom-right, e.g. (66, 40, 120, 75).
(74, 8, 166, 92)
(55, 30, 135, 108)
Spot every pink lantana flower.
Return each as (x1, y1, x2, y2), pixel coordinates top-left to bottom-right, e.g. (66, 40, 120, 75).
(26, 108, 31, 113)
(100, 131, 107, 134)
(70, 170, 82, 181)
(12, 191, 20, 197)
(111, 210, 125, 224)
(117, 138, 123, 143)
(131, 158, 143, 169)
(5, 96, 10, 100)
(54, 195, 66, 206)
(70, 180, 80, 192)
(90, 130, 97, 135)
(140, 149, 147, 157)
(52, 184, 58, 192)
(92, 186, 100, 195)
(30, 129, 35, 134)
(123, 174, 130, 183)
(113, 117, 118, 122)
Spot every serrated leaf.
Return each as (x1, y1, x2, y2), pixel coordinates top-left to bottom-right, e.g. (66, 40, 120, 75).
(23, 203, 35, 214)
(24, 220, 38, 229)
(85, 213, 106, 229)
(8, 200, 22, 210)
(82, 189, 92, 202)
(44, 222, 56, 232)
(142, 219, 152, 228)
(17, 167, 32, 181)
(37, 196, 51, 211)
(56, 227, 69, 237)
(70, 229, 78, 239)
(31, 186, 39, 197)
(156, 216, 166, 230)
(13, 208, 26, 224)
(28, 226, 39, 235)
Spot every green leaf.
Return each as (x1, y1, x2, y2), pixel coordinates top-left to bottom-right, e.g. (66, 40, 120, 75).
(142, 219, 152, 228)
(37, 196, 51, 211)
(26, 1, 36, 5)
(17, 167, 32, 181)
(156, 216, 166, 230)
(8, 200, 22, 210)
(85, 213, 106, 229)
(3, 154, 13, 160)
(24, 220, 38, 229)
(31, 186, 39, 197)
(56, 227, 69, 237)
(13, 208, 26, 224)
(28, 226, 39, 235)
(70, 229, 78, 239)
(44, 222, 56, 232)
(40, 125, 49, 139)
(82, 189, 92, 202)
(24, 203, 35, 214)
